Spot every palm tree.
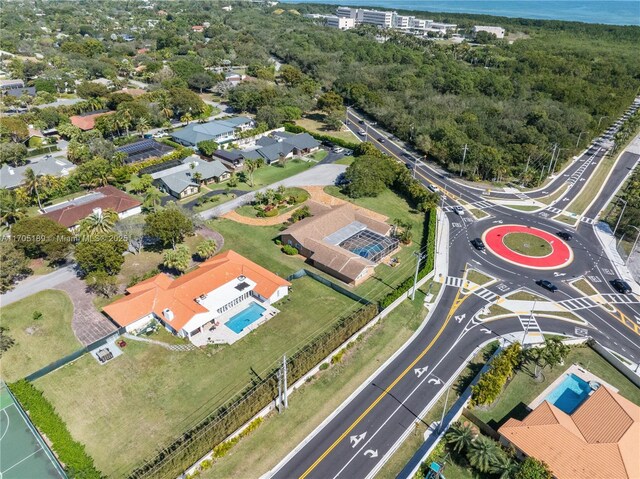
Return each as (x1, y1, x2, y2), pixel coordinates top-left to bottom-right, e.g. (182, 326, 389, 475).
(445, 421, 477, 454)
(467, 435, 499, 473)
(180, 112, 193, 125)
(244, 159, 259, 187)
(157, 93, 173, 120)
(23, 168, 46, 211)
(118, 106, 133, 136)
(78, 208, 119, 237)
(136, 117, 150, 137)
(490, 450, 519, 479)
(143, 187, 163, 211)
(0, 188, 25, 226)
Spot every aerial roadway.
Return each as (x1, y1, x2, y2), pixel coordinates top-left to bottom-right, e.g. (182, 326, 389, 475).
(268, 101, 640, 479)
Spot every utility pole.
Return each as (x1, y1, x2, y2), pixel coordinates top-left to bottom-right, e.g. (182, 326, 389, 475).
(411, 251, 425, 300)
(523, 300, 536, 346)
(277, 369, 282, 413)
(459, 144, 468, 177)
(539, 165, 546, 185)
(282, 355, 288, 409)
(576, 131, 586, 148)
(626, 226, 640, 267)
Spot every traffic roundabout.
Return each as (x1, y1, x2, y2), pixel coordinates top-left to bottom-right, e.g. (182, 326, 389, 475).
(482, 224, 573, 270)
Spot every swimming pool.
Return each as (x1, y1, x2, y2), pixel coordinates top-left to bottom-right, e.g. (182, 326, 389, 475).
(225, 303, 266, 334)
(545, 373, 592, 413)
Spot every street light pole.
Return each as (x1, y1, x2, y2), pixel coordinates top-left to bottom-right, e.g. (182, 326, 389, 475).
(597, 116, 609, 128)
(439, 386, 451, 433)
(576, 131, 586, 148)
(612, 198, 628, 237)
(548, 144, 558, 175)
(460, 144, 468, 177)
(626, 225, 640, 267)
(552, 148, 568, 175)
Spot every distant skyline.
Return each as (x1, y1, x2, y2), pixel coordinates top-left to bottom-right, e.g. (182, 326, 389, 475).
(279, 0, 640, 26)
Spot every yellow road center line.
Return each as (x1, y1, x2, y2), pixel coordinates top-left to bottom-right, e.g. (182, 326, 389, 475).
(298, 290, 470, 479)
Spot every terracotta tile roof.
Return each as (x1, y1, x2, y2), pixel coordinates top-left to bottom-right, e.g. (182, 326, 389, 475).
(499, 387, 640, 479)
(70, 110, 115, 131)
(103, 250, 291, 331)
(42, 186, 141, 228)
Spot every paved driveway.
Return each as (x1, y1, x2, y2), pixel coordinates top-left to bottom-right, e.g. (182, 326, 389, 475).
(199, 164, 346, 219)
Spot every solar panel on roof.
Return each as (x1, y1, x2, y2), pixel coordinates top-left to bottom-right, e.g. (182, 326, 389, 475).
(235, 282, 250, 291)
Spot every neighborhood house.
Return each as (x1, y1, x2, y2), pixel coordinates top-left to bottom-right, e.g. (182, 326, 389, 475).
(170, 116, 255, 146)
(102, 250, 291, 345)
(499, 386, 640, 479)
(42, 185, 142, 229)
(70, 109, 115, 131)
(281, 201, 399, 285)
(151, 156, 230, 198)
(0, 156, 75, 189)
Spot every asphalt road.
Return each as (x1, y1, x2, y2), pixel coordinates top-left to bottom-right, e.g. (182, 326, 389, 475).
(269, 108, 640, 479)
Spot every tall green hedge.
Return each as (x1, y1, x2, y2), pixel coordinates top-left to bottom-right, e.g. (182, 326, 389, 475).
(9, 380, 102, 479)
(379, 209, 437, 310)
(129, 303, 379, 479)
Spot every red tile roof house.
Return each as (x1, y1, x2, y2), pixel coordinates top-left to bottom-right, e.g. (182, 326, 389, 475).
(103, 250, 291, 345)
(69, 110, 115, 131)
(498, 386, 640, 479)
(42, 186, 141, 230)
(192, 25, 205, 33)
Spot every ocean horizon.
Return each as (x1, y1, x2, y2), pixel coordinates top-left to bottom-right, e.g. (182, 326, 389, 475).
(278, 0, 640, 26)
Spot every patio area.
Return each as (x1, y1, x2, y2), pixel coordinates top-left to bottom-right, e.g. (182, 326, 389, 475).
(189, 300, 281, 346)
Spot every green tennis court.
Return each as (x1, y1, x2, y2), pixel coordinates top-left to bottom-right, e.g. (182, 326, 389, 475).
(0, 383, 67, 479)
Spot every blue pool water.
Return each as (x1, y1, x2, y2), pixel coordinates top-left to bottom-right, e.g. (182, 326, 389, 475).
(545, 373, 592, 413)
(225, 303, 267, 334)
(353, 243, 384, 258)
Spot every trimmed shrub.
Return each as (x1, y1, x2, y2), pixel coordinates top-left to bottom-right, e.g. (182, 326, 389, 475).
(282, 245, 298, 255)
(9, 380, 102, 478)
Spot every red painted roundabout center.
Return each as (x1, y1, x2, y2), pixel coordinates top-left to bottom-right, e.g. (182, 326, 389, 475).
(482, 224, 573, 270)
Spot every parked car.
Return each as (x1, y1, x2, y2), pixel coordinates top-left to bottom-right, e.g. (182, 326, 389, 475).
(557, 232, 573, 241)
(333, 146, 345, 153)
(428, 184, 439, 193)
(470, 238, 485, 251)
(611, 279, 632, 294)
(536, 279, 558, 292)
(453, 206, 465, 215)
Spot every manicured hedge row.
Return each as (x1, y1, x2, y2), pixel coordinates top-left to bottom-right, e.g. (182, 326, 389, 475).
(378, 209, 437, 310)
(9, 380, 102, 479)
(129, 303, 379, 479)
(284, 123, 360, 151)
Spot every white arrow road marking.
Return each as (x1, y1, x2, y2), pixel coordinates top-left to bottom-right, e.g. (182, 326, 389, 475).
(350, 433, 366, 448)
(480, 328, 492, 334)
(428, 377, 443, 385)
(455, 313, 466, 323)
(553, 272, 566, 277)
(414, 366, 429, 378)
(364, 449, 378, 458)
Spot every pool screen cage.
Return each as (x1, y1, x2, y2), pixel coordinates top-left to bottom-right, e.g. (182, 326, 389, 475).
(339, 229, 399, 263)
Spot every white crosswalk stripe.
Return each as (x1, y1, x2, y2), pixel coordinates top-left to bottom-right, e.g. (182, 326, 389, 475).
(472, 200, 494, 209)
(545, 206, 564, 214)
(445, 276, 464, 287)
(579, 216, 596, 225)
(474, 288, 499, 302)
(519, 315, 542, 333)
(558, 297, 598, 311)
(601, 293, 640, 304)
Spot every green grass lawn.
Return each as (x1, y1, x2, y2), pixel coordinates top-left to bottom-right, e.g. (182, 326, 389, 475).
(537, 184, 569, 206)
(469, 208, 490, 219)
(296, 113, 360, 143)
(472, 345, 640, 430)
(234, 159, 314, 191)
(198, 290, 428, 479)
(554, 214, 578, 226)
(505, 204, 541, 212)
(335, 155, 355, 165)
(503, 232, 552, 257)
(466, 269, 493, 286)
(35, 276, 360, 478)
(309, 150, 328, 162)
(506, 291, 546, 301)
(571, 278, 599, 296)
(0, 290, 81, 382)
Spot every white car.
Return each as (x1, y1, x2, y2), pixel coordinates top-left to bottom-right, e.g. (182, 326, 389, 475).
(428, 184, 440, 193)
(333, 147, 345, 153)
(358, 129, 366, 136)
(453, 206, 465, 215)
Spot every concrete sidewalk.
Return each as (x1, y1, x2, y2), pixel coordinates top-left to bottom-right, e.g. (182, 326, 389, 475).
(594, 221, 640, 293)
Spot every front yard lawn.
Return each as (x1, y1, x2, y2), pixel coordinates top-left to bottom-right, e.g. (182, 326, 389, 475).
(296, 113, 360, 143)
(472, 345, 640, 430)
(0, 290, 81, 382)
(35, 276, 360, 478)
(232, 159, 314, 191)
